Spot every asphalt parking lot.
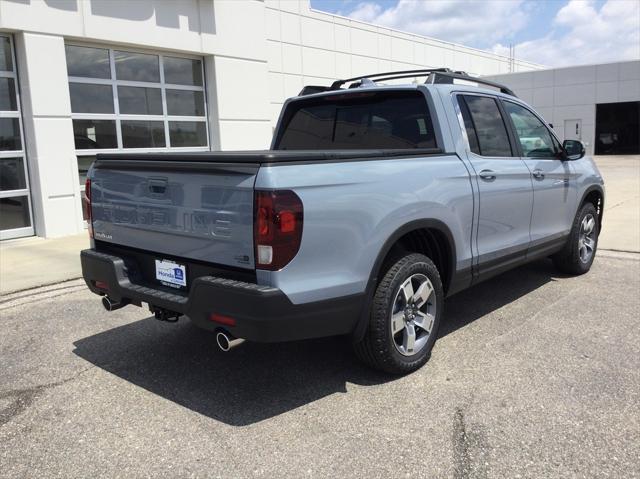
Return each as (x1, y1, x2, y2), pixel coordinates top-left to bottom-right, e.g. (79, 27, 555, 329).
(1, 250, 638, 478)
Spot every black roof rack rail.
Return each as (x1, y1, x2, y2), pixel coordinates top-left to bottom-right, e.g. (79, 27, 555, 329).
(330, 68, 452, 89)
(297, 68, 516, 97)
(426, 71, 516, 97)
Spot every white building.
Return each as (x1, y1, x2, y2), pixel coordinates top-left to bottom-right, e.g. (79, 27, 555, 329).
(0, 0, 543, 240)
(486, 61, 640, 156)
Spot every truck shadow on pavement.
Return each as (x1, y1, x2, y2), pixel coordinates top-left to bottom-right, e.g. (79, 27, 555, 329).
(73, 259, 560, 426)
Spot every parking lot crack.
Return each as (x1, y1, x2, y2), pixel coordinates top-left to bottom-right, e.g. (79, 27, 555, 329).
(452, 407, 489, 479)
(453, 407, 471, 479)
(0, 366, 92, 428)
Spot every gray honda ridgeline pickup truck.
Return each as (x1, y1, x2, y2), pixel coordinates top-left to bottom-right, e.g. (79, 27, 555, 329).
(81, 69, 604, 374)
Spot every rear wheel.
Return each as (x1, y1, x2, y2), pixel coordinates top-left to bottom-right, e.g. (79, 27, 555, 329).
(354, 253, 444, 375)
(553, 202, 599, 275)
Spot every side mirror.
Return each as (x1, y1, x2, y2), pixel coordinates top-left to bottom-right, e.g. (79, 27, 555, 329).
(562, 139, 585, 160)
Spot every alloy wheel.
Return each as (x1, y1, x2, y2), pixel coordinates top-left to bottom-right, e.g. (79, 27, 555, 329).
(390, 273, 437, 356)
(578, 213, 596, 263)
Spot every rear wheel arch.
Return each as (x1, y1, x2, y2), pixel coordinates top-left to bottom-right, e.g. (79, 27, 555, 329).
(351, 219, 456, 342)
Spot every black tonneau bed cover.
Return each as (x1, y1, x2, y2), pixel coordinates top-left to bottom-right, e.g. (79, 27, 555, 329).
(95, 148, 444, 166)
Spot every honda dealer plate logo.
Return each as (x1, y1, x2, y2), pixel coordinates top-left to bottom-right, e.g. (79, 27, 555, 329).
(155, 259, 187, 288)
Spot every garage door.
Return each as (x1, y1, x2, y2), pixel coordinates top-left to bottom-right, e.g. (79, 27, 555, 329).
(595, 101, 640, 155)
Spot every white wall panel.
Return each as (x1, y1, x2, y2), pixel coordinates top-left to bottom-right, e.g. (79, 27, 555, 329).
(278, 0, 301, 14)
(424, 44, 446, 67)
(391, 37, 414, 64)
(302, 47, 334, 78)
(300, 17, 333, 50)
(281, 43, 303, 74)
(378, 33, 392, 60)
(268, 72, 285, 103)
(17, 34, 71, 117)
(42, 196, 84, 237)
(619, 79, 640, 102)
(377, 59, 392, 73)
(351, 28, 378, 57)
(282, 73, 303, 99)
(596, 63, 618, 82)
(352, 55, 379, 76)
(553, 65, 596, 86)
(554, 83, 596, 106)
(280, 11, 301, 44)
(334, 24, 351, 53)
(14, 32, 82, 238)
(618, 61, 640, 80)
(532, 87, 554, 107)
(533, 69, 555, 88)
(596, 81, 619, 103)
(214, 57, 270, 121)
(335, 52, 351, 78)
(0, 0, 87, 38)
(552, 105, 595, 125)
(303, 75, 331, 86)
(270, 103, 284, 128)
(267, 40, 283, 72)
(218, 120, 272, 150)
(265, 7, 281, 41)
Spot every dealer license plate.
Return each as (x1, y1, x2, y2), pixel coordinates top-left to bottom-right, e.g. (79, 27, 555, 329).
(155, 259, 187, 288)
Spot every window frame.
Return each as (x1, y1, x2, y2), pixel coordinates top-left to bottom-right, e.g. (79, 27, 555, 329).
(0, 33, 34, 240)
(500, 98, 564, 159)
(66, 42, 210, 157)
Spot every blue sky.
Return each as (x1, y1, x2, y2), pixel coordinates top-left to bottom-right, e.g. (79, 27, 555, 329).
(309, 0, 639, 66)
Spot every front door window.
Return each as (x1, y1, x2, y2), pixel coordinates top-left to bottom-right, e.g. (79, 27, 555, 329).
(502, 101, 559, 158)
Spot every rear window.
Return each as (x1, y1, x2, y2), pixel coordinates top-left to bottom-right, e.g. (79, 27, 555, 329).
(275, 91, 437, 150)
(460, 95, 512, 157)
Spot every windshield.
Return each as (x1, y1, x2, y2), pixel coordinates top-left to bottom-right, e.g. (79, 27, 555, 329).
(275, 91, 437, 150)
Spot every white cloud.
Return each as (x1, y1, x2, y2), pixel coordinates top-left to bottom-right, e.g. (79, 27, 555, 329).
(339, 0, 640, 67)
(339, 0, 529, 48)
(492, 0, 640, 66)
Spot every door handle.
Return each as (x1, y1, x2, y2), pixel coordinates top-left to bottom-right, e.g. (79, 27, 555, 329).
(532, 169, 545, 180)
(479, 169, 496, 181)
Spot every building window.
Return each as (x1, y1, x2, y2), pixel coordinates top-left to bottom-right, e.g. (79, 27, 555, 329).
(66, 44, 209, 221)
(66, 44, 208, 155)
(0, 34, 33, 239)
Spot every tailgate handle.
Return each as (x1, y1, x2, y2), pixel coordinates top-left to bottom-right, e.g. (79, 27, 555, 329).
(148, 178, 168, 196)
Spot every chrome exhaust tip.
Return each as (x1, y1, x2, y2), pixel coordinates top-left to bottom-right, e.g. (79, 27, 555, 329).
(216, 330, 245, 352)
(101, 296, 126, 312)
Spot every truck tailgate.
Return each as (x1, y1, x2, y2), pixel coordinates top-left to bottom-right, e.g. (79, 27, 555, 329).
(90, 161, 258, 269)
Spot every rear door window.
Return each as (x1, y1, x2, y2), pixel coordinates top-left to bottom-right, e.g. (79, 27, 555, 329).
(275, 91, 437, 150)
(460, 95, 512, 157)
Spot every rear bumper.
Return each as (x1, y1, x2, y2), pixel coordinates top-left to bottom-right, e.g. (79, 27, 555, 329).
(80, 249, 363, 342)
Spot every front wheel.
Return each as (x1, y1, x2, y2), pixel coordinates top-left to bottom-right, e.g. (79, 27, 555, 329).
(354, 253, 444, 375)
(553, 202, 599, 275)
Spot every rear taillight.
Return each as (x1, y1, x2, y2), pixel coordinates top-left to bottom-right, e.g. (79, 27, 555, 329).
(254, 190, 303, 270)
(85, 178, 93, 239)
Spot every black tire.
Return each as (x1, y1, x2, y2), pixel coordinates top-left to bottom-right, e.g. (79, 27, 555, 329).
(552, 202, 599, 275)
(354, 253, 444, 375)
